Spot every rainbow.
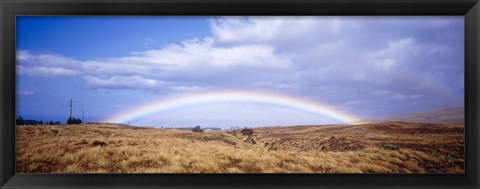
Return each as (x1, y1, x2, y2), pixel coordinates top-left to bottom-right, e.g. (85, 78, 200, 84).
(105, 91, 364, 125)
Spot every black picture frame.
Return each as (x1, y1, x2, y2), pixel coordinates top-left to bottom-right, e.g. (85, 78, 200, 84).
(1, 0, 479, 188)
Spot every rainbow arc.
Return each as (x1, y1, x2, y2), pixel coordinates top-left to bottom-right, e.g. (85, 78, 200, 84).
(105, 91, 364, 125)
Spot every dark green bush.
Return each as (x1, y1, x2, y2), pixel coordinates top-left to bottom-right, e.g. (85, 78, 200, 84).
(432, 150, 441, 157)
(192, 125, 204, 133)
(240, 128, 254, 136)
(67, 117, 82, 125)
(446, 152, 459, 163)
(381, 143, 400, 151)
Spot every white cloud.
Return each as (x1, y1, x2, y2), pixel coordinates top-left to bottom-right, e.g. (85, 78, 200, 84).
(129, 38, 290, 69)
(144, 37, 156, 47)
(209, 16, 345, 48)
(170, 85, 202, 92)
(17, 27, 292, 90)
(16, 50, 82, 77)
(209, 17, 284, 44)
(17, 50, 81, 68)
(373, 58, 397, 72)
(18, 90, 35, 96)
(84, 75, 165, 90)
(17, 65, 80, 77)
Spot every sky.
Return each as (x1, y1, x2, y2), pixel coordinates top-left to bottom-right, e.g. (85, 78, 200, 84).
(16, 16, 464, 128)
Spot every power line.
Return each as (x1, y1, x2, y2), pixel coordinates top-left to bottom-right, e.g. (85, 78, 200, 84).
(68, 99, 74, 121)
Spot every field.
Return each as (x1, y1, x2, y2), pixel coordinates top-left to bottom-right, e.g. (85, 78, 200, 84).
(16, 122, 464, 173)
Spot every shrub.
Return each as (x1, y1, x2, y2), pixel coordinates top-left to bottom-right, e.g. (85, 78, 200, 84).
(446, 152, 459, 163)
(67, 117, 82, 125)
(92, 140, 107, 147)
(432, 150, 442, 157)
(240, 128, 254, 136)
(192, 126, 204, 133)
(381, 143, 399, 151)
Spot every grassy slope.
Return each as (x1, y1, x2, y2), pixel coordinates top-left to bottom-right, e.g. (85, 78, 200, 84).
(361, 107, 464, 124)
(16, 122, 464, 173)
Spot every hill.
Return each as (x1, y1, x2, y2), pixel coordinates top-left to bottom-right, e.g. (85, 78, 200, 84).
(360, 107, 464, 124)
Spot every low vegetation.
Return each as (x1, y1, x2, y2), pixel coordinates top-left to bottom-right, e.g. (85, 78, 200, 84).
(381, 143, 400, 151)
(191, 125, 204, 133)
(16, 122, 464, 173)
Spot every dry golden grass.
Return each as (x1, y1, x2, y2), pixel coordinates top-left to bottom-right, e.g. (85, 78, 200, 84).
(16, 122, 464, 173)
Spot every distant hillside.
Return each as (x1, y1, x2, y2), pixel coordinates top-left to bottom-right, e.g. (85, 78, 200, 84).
(361, 107, 464, 125)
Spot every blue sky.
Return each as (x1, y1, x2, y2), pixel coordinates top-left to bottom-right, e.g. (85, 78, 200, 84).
(16, 16, 464, 127)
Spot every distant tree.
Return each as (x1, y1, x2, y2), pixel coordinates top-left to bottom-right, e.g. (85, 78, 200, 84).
(16, 116, 24, 125)
(67, 117, 82, 125)
(54, 121, 61, 125)
(48, 121, 54, 125)
(192, 125, 204, 133)
(240, 128, 254, 136)
(15, 116, 45, 126)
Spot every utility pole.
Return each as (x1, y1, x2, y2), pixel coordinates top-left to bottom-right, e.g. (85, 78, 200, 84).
(68, 99, 74, 124)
